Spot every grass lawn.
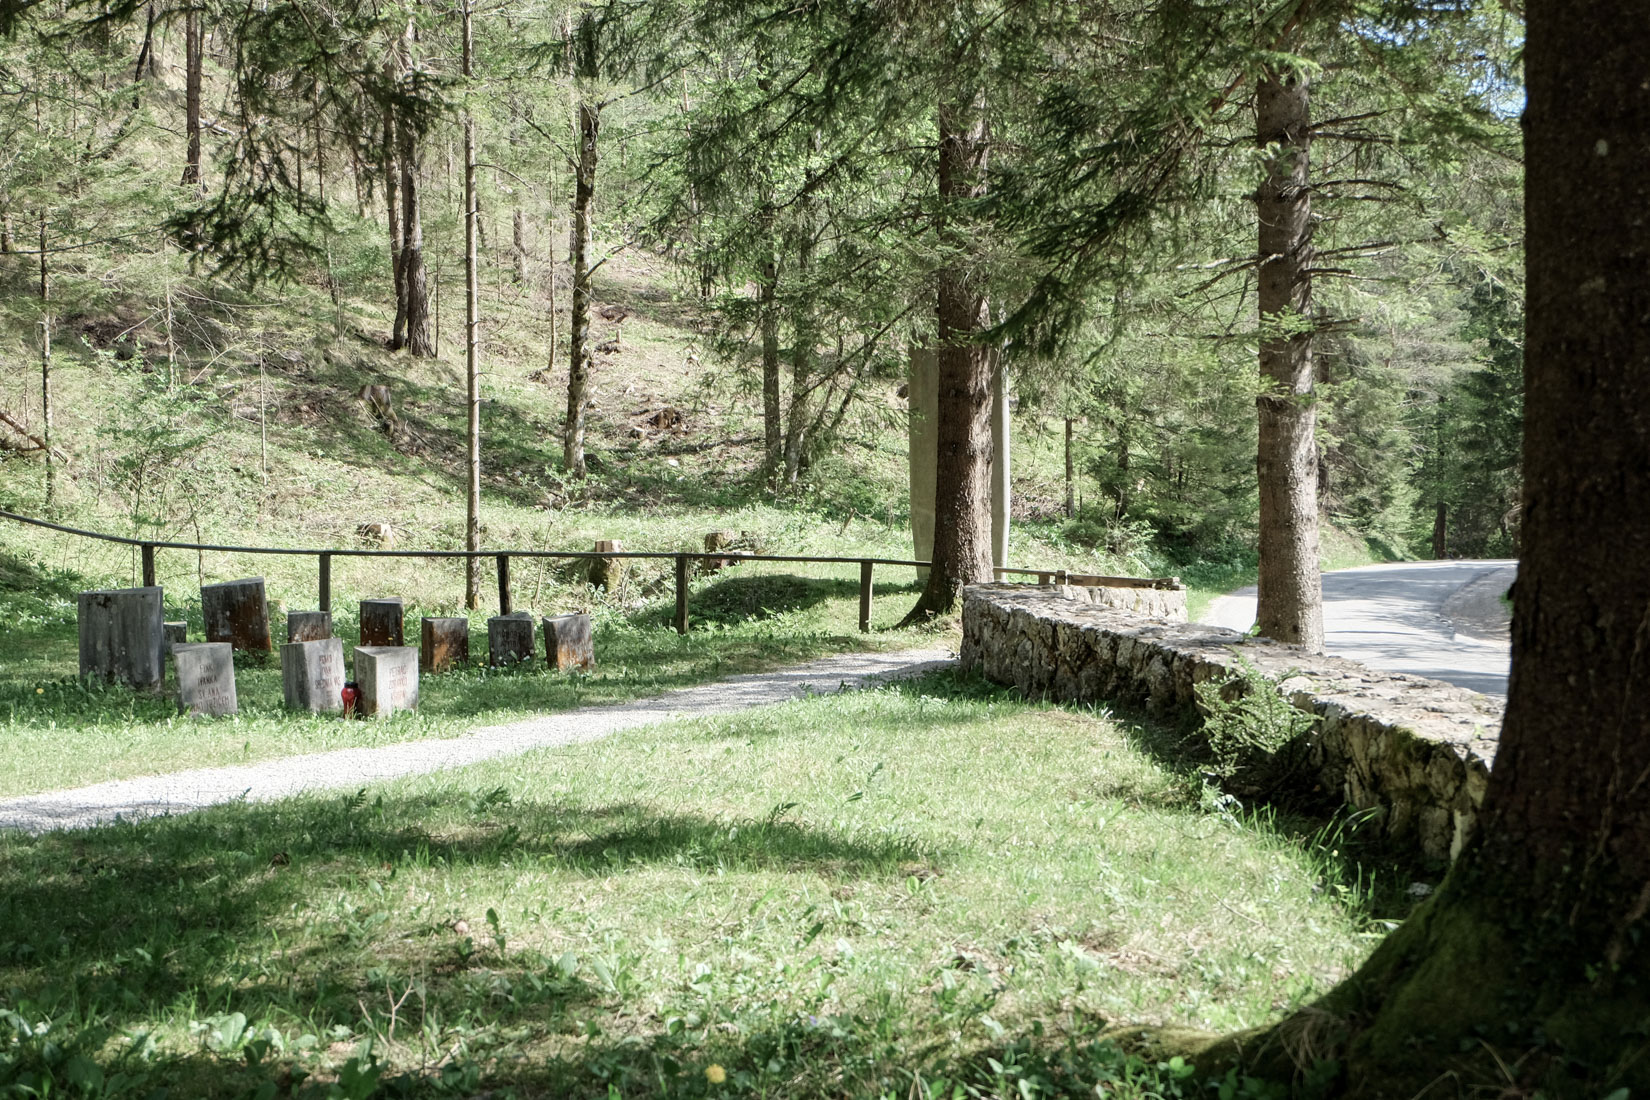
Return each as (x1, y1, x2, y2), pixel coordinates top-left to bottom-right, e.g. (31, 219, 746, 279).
(0, 669, 1404, 1099)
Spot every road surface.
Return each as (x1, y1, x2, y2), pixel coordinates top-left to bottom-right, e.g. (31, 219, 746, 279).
(1202, 560, 1516, 698)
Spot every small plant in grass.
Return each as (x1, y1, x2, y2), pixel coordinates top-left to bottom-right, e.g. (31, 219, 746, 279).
(1194, 654, 1320, 803)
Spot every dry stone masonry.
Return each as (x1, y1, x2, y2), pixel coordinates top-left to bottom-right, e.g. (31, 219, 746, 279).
(961, 583, 1501, 864)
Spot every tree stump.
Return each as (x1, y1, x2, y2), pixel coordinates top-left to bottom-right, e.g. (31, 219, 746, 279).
(201, 577, 273, 652)
(420, 617, 470, 673)
(359, 598, 405, 647)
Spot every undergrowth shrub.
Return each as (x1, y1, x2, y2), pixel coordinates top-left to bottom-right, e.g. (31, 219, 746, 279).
(1194, 654, 1320, 803)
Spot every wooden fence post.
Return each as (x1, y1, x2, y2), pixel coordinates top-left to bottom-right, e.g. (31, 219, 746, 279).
(674, 553, 689, 635)
(496, 554, 512, 616)
(859, 560, 873, 633)
(141, 543, 156, 588)
(318, 553, 332, 613)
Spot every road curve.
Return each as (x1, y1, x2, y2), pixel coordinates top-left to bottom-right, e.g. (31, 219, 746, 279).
(1202, 560, 1516, 698)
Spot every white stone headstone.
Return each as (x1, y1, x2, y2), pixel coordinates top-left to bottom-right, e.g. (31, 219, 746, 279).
(172, 642, 238, 717)
(281, 638, 345, 713)
(354, 645, 419, 717)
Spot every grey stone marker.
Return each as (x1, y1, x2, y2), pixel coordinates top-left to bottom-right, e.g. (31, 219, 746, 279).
(420, 617, 469, 673)
(287, 610, 333, 643)
(163, 621, 189, 654)
(172, 642, 238, 717)
(360, 598, 405, 647)
(281, 637, 345, 713)
(543, 613, 594, 671)
(201, 577, 273, 652)
(354, 645, 419, 717)
(488, 613, 536, 667)
(78, 586, 165, 692)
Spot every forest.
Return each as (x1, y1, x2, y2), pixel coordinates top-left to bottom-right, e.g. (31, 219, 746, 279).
(3, 0, 1648, 1098)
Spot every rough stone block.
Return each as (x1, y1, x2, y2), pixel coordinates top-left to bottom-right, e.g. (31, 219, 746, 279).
(287, 610, 333, 643)
(354, 645, 419, 717)
(488, 613, 536, 667)
(421, 617, 470, 673)
(543, 613, 594, 670)
(359, 598, 405, 647)
(78, 586, 165, 691)
(588, 539, 626, 589)
(201, 577, 273, 652)
(282, 637, 345, 713)
(172, 641, 238, 717)
(163, 621, 188, 654)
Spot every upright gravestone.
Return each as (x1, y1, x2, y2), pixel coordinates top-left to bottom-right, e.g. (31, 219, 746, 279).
(488, 612, 536, 667)
(172, 642, 238, 717)
(287, 610, 333, 643)
(201, 577, 273, 652)
(543, 613, 594, 671)
(79, 586, 165, 692)
(420, 617, 469, 672)
(360, 598, 405, 647)
(354, 646, 419, 716)
(281, 637, 345, 713)
(163, 621, 188, 654)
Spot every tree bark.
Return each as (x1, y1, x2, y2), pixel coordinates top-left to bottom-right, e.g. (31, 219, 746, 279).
(396, 108, 433, 357)
(39, 212, 53, 509)
(512, 208, 529, 284)
(1213, 5, 1650, 1093)
(181, 6, 203, 189)
(903, 101, 993, 624)
(989, 346, 1009, 572)
(384, 105, 405, 349)
(783, 228, 815, 487)
(908, 345, 938, 584)
(759, 234, 781, 480)
(462, 0, 482, 610)
(564, 99, 599, 478)
(1430, 500, 1447, 559)
(1064, 416, 1075, 518)
(1253, 66, 1324, 653)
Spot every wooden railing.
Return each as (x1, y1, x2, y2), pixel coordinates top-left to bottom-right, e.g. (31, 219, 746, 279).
(0, 510, 1181, 634)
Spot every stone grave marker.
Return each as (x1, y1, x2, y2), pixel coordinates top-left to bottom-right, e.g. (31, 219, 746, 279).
(172, 642, 238, 717)
(543, 613, 594, 670)
(488, 612, 536, 667)
(354, 645, 419, 716)
(360, 598, 405, 647)
(281, 637, 345, 713)
(287, 610, 333, 643)
(420, 617, 470, 672)
(201, 577, 273, 652)
(78, 586, 165, 692)
(163, 621, 188, 654)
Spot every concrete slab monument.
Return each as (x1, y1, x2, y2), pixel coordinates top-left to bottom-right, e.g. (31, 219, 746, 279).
(488, 613, 536, 667)
(78, 585, 165, 692)
(163, 621, 188, 654)
(420, 617, 469, 672)
(287, 610, 333, 643)
(172, 641, 238, 717)
(281, 637, 345, 713)
(543, 613, 594, 670)
(359, 598, 405, 647)
(354, 645, 419, 716)
(201, 577, 273, 652)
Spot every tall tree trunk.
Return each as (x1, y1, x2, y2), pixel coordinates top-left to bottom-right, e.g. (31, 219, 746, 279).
(181, 7, 202, 188)
(1217, 5, 1650, 1093)
(1, 214, 13, 253)
(462, 0, 482, 609)
(759, 230, 781, 480)
(903, 100, 993, 624)
(1253, 66, 1324, 652)
(396, 108, 434, 357)
(1430, 500, 1448, 559)
(385, 107, 405, 349)
(564, 99, 598, 478)
(989, 347, 1009, 572)
(782, 234, 815, 487)
(38, 213, 53, 509)
(512, 208, 529, 284)
(1063, 416, 1075, 518)
(132, 3, 157, 106)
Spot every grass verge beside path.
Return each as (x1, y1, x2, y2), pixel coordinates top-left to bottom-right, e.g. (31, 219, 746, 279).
(0, 555, 946, 798)
(0, 670, 1400, 1099)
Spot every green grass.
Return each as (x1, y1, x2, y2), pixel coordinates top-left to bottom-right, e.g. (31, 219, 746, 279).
(0, 670, 1402, 1099)
(0, 549, 950, 798)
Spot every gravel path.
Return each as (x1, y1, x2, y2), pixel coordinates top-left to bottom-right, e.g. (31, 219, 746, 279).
(0, 647, 955, 835)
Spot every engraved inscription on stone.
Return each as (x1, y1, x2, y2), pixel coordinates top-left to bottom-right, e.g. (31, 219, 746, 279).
(78, 586, 165, 692)
(281, 637, 345, 712)
(173, 641, 238, 717)
(543, 613, 594, 671)
(354, 645, 419, 717)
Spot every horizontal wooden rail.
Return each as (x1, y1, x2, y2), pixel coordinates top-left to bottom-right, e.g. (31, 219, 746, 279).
(1, 509, 1181, 636)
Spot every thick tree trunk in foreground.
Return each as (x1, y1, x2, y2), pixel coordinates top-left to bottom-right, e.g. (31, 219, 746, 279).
(1254, 68, 1324, 653)
(396, 115, 434, 358)
(1203, 6, 1650, 1094)
(564, 99, 599, 479)
(903, 102, 993, 624)
(181, 7, 203, 188)
(461, 0, 482, 610)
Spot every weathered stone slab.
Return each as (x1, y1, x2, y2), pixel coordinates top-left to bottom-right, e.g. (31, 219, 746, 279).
(354, 646, 419, 717)
(359, 599, 404, 647)
(420, 617, 470, 673)
(543, 613, 594, 670)
(163, 621, 188, 654)
(172, 642, 238, 717)
(201, 577, 273, 652)
(961, 583, 1503, 865)
(281, 638, 345, 713)
(287, 610, 333, 643)
(488, 613, 536, 667)
(78, 586, 165, 692)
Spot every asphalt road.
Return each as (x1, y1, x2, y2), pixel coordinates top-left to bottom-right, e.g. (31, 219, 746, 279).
(1203, 560, 1517, 698)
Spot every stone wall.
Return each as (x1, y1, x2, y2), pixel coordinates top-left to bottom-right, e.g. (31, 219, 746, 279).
(1059, 582, 1188, 622)
(960, 584, 1502, 864)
